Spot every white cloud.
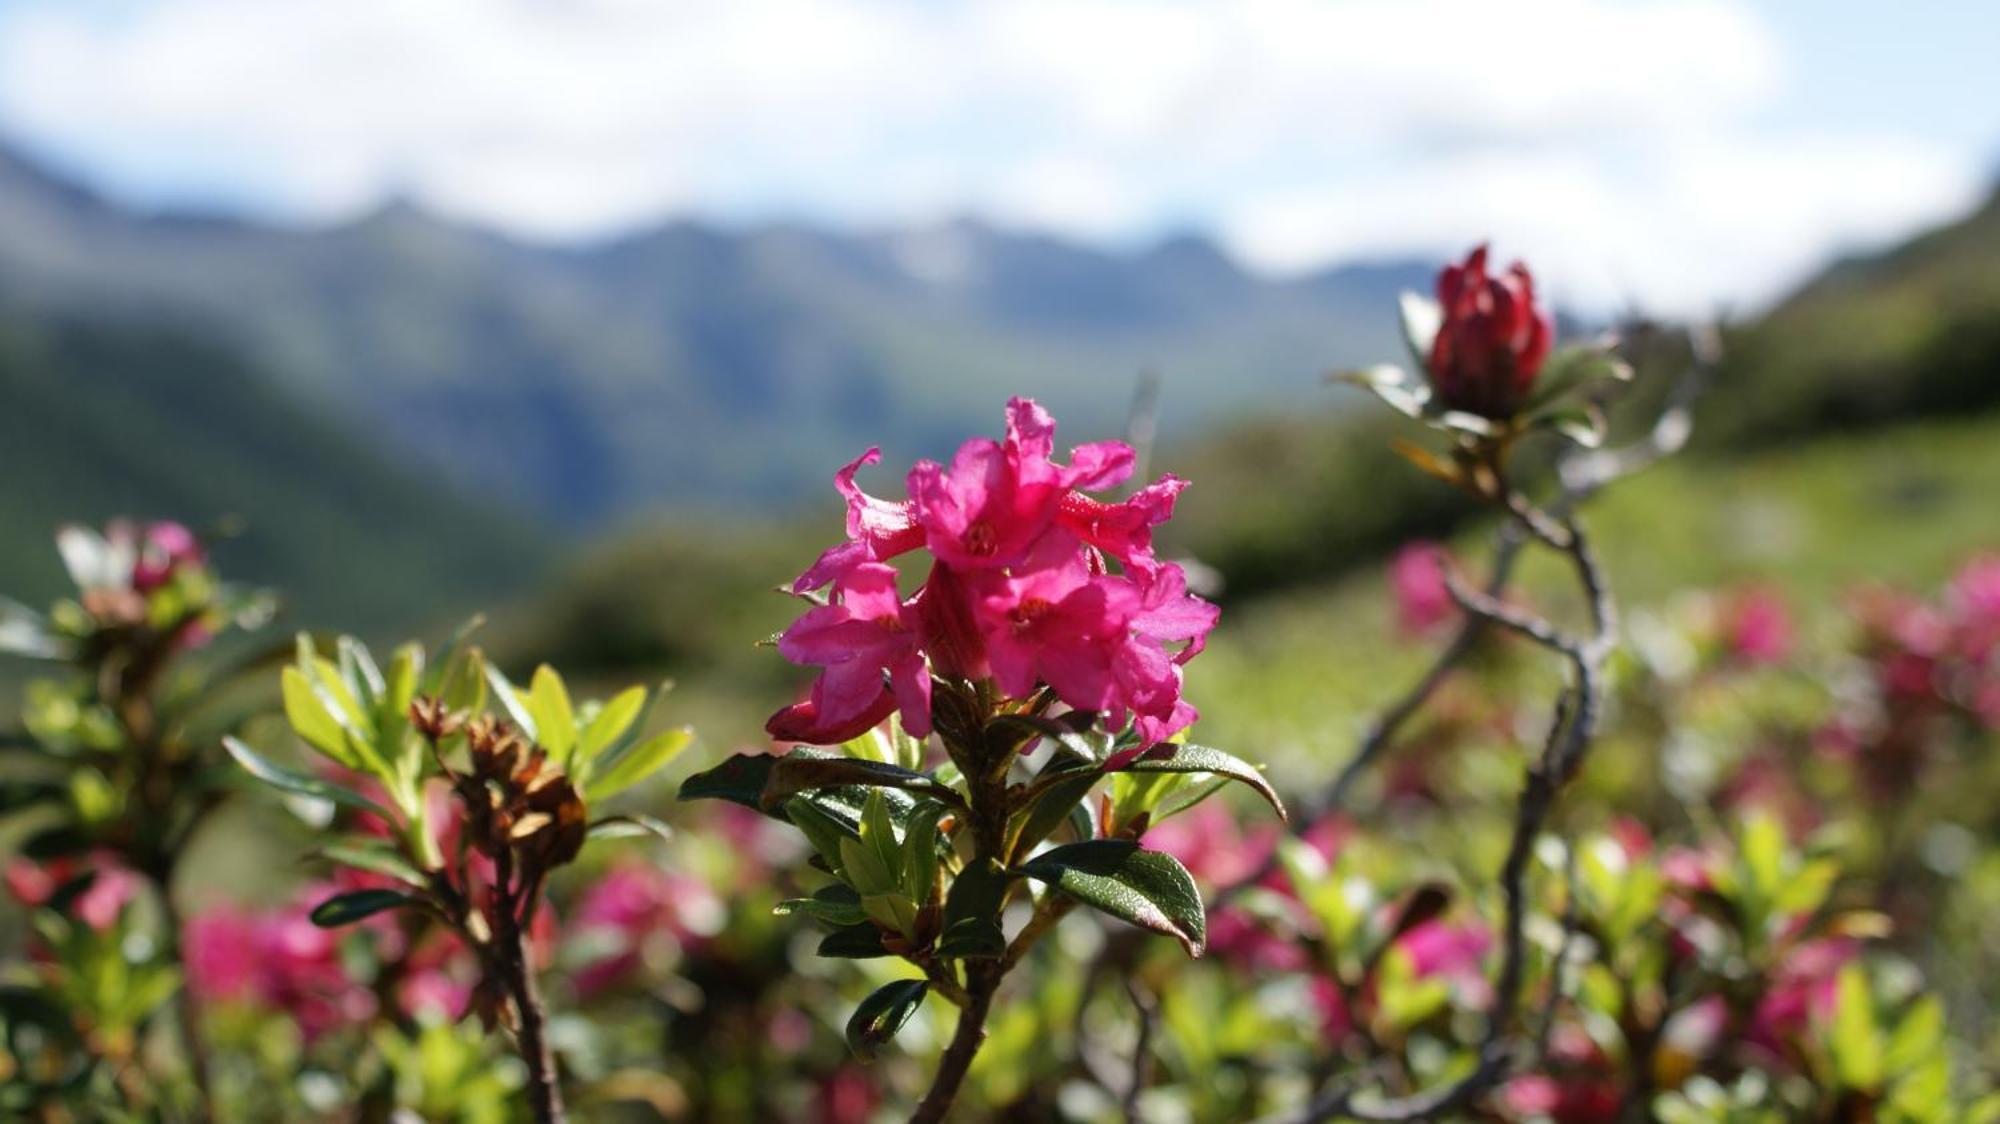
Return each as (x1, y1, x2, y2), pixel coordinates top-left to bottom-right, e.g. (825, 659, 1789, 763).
(0, 0, 1984, 311)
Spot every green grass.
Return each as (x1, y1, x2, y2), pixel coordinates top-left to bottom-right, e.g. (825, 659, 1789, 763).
(1191, 411, 2000, 784)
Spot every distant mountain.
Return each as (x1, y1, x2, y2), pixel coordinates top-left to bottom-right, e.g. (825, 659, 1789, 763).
(0, 142, 1425, 527)
(0, 310, 548, 634)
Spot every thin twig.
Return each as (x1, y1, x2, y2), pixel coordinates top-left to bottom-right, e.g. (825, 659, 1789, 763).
(1123, 980, 1160, 1122)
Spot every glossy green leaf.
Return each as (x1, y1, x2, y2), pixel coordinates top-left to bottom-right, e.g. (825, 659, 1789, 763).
(760, 755, 936, 810)
(775, 884, 868, 927)
(309, 888, 418, 928)
(817, 922, 891, 959)
(936, 856, 1011, 959)
(845, 979, 928, 1061)
(1019, 840, 1205, 956)
(1117, 743, 1286, 820)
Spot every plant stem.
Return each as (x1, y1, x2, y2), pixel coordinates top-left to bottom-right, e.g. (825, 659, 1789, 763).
(151, 873, 217, 1123)
(500, 918, 566, 1123)
(911, 967, 997, 1124)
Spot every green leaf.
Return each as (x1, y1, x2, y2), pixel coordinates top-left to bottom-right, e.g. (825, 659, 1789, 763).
(318, 841, 428, 889)
(760, 755, 937, 810)
(527, 665, 577, 764)
(584, 814, 674, 845)
(838, 834, 898, 896)
(586, 727, 694, 801)
(775, 884, 868, 927)
(578, 686, 646, 764)
(281, 667, 354, 765)
(1398, 289, 1443, 367)
(1019, 841, 1205, 956)
(817, 923, 892, 959)
(984, 712, 1106, 762)
(1336, 363, 1429, 420)
(1828, 963, 1883, 1093)
(1117, 744, 1286, 821)
(1013, 759, 1100, 857)
(223, 737, 394, 820)
(310, 888, 418, 928)
(1883, 995, 1943, 1075)
(481, 662, 539, 741)
(678, 752, 783, 812)
(901, 800, 943, 904)
(785, 797, 861, 875)
(845, 979, 928, 1061)
(939, 857, 1013, 960)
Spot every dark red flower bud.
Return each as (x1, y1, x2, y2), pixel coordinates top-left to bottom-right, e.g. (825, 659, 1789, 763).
(1427, 244, 1552, 419)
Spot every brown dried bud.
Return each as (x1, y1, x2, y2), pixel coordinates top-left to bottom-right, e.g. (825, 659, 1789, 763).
(409, 695, 464, 741)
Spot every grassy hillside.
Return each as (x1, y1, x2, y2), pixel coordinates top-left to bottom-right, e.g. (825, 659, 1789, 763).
(0, 313, 549, 635)
(1196, 410, 2000, 786)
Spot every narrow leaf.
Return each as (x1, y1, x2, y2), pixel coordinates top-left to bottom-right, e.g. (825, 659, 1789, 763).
(1117, 744, 1286, 820)
(578, 686, 646, 763)
(224, 737, 393, 820)
(845, 979, 928, 1061)
(309, 888, 417, 928)
(586, 727, 694, 801)
(527, 665, 577, 763)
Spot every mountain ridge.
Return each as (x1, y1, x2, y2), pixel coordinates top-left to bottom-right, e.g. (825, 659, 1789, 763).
(0, 140, 1426, 527)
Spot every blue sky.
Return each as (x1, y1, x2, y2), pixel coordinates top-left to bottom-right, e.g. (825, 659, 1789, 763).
(0, 0, 1993, 313)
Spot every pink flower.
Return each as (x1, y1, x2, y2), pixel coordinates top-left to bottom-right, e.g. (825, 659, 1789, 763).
(4, 853, 142, 932)
(570, 861, 722, 997)
(1427, 245, 1553, 419)
(1722, 585, 1794, 665)
(184, 895, 378, 1039)
(1749, 938, 1856, 1054)
(1389, 542, 1454, 636)
(771, 563, 932, 740)
(772, 399, 1216, 753)
(131, 521, 205, 593)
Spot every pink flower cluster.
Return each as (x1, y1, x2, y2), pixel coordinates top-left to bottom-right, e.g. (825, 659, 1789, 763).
(3, 853, 143, 932)
(770, 399, 1218, 752)
(1856, 557, 2000, 724)
(569, 859, 723, 998)
(184, 896, 379, 1039)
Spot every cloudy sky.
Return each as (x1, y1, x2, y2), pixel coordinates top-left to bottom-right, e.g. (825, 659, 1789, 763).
(0, 0, 1993, 313)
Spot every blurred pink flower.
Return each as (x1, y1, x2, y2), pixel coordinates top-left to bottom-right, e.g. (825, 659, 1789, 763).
(1722, 585, 1793, 665)
(571, 860, 722, 998)
(1389, 542, 1455, 636)
(4, 853, 142, 932)
(184, 897, 377, 1039)
(130, 521, 205, 593)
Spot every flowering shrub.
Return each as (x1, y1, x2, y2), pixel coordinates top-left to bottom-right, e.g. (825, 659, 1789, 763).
(679, 399, 1279, 1120)
(5, 249, 1998, 1124)
(0, 521, 273, 1117)
(222, 635, 691, 1121)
